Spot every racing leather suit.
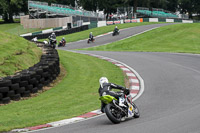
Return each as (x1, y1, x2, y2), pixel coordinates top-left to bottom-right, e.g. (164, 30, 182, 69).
(99, 83, 126, 113)
(89, 33, 93, 40)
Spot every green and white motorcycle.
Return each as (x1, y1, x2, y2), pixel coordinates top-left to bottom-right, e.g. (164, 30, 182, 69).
(99, 91, 140, 124)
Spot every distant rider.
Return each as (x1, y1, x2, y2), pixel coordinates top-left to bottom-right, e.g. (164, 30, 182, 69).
(49, 32, 56, 40)
(49, 32, 57, 44)
(114, 26, 119, 33)
(98, 77, 130, 113)
(61, 37, 66, 43)
(48, 32, 57, 48)
(89, 32, 94, 41)
(60, 37, 66, 46)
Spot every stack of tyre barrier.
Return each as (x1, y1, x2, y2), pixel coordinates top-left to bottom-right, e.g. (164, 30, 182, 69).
(23, 25, 89, 40)
(0, 43, 60, 104)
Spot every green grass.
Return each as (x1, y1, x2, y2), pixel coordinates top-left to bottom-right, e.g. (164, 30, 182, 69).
(40, 22, 163, 43)
(0, 31, 42, 77)
(0, 23, 49, 35)
(84, 23, 200, 53)
(2, 22, 200, 131)
(0, 50, 124, 132)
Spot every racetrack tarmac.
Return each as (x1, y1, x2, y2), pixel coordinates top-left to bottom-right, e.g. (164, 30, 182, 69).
(58, 23, 176, 50)
(31, 24, 200, 133)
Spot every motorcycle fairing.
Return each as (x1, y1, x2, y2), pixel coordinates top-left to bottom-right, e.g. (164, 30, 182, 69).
(99, 95, 117, 104)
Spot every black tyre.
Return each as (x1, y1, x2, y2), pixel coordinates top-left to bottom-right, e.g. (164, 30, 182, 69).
(42, 72, 49, 78)
(31, 87, 38, 93)
(35, 75, 41, 81)
(39, 78, 45, 84)
(11, 94, 21, 101)
(0, 87, 9, 93)
(7, 90, 15, 97)
(29, 71, 36, 78)
(19, 81, 29, 87)
(38, 84, 43, 90)
(21, 90, 31, 97)
(105, 104, 121, 124)
(10, 83, 20, 90)
(1, 97, 11, 104)
(29, 78, 37, 84)
(132, 103, 140, 118)
(0, 80, 11, 87)
(8, 76, 21, 84)
(0, 93, 2, 99)
(35, 69, 43, 75)
(25, 85, 33, 91)
(20, 74, 30, 81)
(42, 66, 49, 72)
(16, 87, 25, 94)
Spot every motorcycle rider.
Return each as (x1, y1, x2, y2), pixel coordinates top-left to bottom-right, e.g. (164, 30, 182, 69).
(48, 32, 57, 44)
(61, 37, 66, 45)
(99, 77, 130, 113)
(89, 32, 94, 41)
(49, 32, 56, 40)
(58, 37, 66, 47)
(114, 26, 119, 34)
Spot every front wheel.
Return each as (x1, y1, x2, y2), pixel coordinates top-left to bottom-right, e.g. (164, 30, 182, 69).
(105, 104, 121, 124)
(132, 103, 140, 118)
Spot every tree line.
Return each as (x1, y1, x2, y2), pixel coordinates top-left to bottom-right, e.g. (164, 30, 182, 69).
(0, 0, 199, 23)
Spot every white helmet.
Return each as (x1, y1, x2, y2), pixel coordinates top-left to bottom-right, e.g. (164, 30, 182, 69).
(90, 32, 92, 34)
(99, 77, 109, 88)
(116, 26, 117, 28)
(52, 32, 55, 35)
(62, 37, 65, 39)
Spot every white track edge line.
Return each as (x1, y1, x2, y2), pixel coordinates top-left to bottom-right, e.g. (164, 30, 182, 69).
(68, 50, 145, 101)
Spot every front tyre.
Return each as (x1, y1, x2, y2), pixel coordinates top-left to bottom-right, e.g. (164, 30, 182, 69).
(132, 103, 140, 118)
(105, 104, 121, 124)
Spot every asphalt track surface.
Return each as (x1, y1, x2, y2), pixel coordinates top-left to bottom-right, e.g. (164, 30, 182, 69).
(32, 23, 200, 133)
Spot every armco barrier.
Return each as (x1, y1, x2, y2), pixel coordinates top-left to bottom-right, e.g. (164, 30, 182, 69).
(22, 25, 89, 40)
(0, 43, 60, 104)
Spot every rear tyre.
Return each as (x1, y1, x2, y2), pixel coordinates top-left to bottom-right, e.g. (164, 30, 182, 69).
(105, 103, 121, 124)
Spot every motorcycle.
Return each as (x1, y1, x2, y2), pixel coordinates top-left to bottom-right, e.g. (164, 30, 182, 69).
(48, 38, 57, 49)
(87, 37, 95, 44)
(112, 30, 120, 36)
(58, 40, 66, 47)
(99, 90, 140, 124)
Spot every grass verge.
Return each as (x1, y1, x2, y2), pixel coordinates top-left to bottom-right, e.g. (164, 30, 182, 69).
(84, 23, 200, 54)
(40, 22, 163, 43)
(0, 23, 49, 36)
(0, 50, 124, 132)
(0, 31, 42, 77)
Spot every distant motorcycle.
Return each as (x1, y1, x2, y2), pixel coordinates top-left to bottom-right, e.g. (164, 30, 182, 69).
(58, 40, 66, 47)
(87, 37, 95, 44)
(112, 30, 120, 36)
(99, 89, 140, 124)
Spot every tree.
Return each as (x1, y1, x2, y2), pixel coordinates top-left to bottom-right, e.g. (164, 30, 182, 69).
(98, 0, 123, 20)
(0, 0, 24, 22)
(79, 0, 98, 11)
(178, 0, 195, 18)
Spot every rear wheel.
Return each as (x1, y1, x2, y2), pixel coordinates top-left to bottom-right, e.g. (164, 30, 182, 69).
(105, 104, 121, 124)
